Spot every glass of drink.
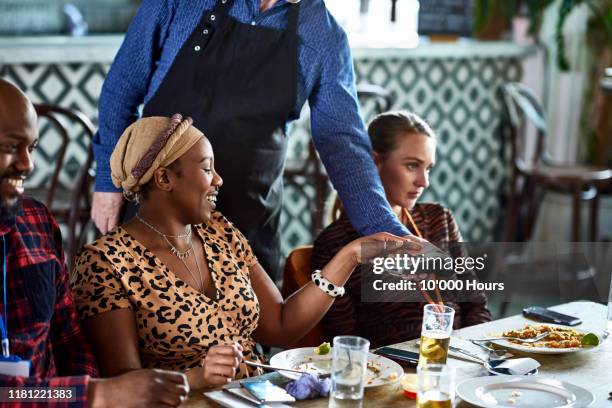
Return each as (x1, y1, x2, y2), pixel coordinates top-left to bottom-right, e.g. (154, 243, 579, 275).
(329, 336, 370, 408)
(606, 276, 612, 339)
(419, 304, 455, 365)
(417, 364, 456, 408)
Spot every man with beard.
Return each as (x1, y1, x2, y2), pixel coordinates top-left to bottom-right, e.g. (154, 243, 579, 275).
(0, 78, 190, 407)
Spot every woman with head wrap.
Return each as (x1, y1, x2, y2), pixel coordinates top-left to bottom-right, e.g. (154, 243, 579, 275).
(71, 114, 420, 389)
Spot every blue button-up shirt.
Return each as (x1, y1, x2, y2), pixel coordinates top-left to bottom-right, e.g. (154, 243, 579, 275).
(95, 0, 408, 237)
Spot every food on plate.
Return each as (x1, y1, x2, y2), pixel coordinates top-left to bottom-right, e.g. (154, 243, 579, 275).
(502, 324, 587, 348)
(293, 353, 393, 385)
(313, 342, 331, 355)
(367, 360, 382, 374)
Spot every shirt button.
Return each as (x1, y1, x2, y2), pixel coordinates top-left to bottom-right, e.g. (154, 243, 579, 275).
(251, 21, 256, 26)
(194, 45, 201, 51)
(203, 28, 209, 35)
(210, 14, 216, 21)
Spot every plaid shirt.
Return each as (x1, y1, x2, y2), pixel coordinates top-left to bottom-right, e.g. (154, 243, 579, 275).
(0, 197, 98, 407)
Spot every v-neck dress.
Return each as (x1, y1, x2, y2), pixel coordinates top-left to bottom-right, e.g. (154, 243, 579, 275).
(71, 211, 263, 377)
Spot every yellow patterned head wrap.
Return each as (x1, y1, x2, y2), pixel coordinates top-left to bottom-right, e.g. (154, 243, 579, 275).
(110, 114, 203, 200)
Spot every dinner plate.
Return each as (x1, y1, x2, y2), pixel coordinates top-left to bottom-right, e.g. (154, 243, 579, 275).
(269, 347, 403, 387)
(456, 376, 594, 407)
(488, 324, 599, 355)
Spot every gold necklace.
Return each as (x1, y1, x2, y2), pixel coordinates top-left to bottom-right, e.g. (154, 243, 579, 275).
(136, 215, 204, 291)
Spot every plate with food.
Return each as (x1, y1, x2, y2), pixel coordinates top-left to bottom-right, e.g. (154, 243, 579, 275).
(486, 324, 601, 354)
(269, 343, 403, 387)
(456, 376, 594, 407)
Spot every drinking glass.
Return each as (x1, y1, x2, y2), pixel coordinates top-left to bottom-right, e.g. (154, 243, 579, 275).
(419, 304, 455, 365)
(329, 336, 370, 408)
(606, 276, 612, 339)
(417, 364, 456, 408)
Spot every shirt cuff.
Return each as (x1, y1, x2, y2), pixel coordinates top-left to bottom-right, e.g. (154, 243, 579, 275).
(92, 138, 121, 193)
(47, 375, 91, 408)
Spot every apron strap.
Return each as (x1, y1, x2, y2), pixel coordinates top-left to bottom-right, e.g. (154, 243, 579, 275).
(285, 1, 301, 119)
(212, 0, 234, 17)
(287, 1, 301, 37)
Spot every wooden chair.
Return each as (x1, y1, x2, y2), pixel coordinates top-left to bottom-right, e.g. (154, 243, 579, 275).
(500, 83, 612, 241)
(282, 83, 393, 238)
(280, 246, 327, 347)
(33, 103, 96, 269)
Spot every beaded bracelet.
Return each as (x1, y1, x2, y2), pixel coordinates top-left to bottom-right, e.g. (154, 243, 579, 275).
(311, 270, 345, 298)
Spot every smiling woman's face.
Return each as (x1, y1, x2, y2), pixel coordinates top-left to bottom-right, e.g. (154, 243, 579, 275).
(169, 137, 223, 224)
(375, 132, 436, 212)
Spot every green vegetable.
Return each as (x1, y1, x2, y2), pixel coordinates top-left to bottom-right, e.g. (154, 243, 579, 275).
(581, 333, 599, 346)
(314, 342, 331, 355)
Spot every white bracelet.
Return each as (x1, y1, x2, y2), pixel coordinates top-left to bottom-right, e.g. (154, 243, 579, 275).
(311, 270, 345, 298)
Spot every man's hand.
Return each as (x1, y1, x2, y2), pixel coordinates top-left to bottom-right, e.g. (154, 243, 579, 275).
(89, 369, 190, 408)
(91, 192, 124, 234)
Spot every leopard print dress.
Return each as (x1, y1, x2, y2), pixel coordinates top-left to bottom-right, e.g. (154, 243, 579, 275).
(71, 211, 264, 378)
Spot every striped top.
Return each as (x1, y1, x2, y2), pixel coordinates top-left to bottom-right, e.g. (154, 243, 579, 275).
(311, 203, 492, 348)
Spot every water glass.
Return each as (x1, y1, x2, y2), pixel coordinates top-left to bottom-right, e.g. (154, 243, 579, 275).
(329, 336, 370, 408)
(417, 364, 456, 408)
(419, 304, 455, 365)
(606, 277, 612, 339)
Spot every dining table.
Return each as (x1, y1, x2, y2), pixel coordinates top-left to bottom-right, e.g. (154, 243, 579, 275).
(180, 301, 611, 407)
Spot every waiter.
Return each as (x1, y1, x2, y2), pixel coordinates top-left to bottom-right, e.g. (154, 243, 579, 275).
(92, 0, 410, 280)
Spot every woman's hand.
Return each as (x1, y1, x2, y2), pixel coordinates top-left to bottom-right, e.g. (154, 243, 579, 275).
(202, 343, 243, 387)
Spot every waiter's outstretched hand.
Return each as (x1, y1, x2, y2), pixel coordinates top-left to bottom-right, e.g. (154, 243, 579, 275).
(91, 192, 124, 234)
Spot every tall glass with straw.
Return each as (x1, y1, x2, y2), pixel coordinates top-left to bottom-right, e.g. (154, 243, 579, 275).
(419, 304, 455, 366)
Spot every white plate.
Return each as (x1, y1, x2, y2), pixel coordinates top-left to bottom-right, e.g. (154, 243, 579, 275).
(488, 324, 599, 354)
(456, 376, 594, 408)
(269, 347, 403, 387)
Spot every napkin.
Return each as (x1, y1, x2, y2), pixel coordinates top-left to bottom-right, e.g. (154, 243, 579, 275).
(493, 358, 540, 375)
(285, 373, 331, 400)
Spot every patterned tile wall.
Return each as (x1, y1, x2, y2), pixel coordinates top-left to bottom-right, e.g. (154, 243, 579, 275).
(0, 54, 522, 259)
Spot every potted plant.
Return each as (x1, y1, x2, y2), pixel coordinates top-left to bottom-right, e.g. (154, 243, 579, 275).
(474, 0, 612, 71)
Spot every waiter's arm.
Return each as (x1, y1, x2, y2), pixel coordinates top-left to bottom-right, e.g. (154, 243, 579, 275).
(94, 0, 176, 193)
(307, 29, 410, 237)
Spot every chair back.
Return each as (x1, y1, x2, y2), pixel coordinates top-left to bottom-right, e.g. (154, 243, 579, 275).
(500, 82, 550, 171)
(356, 83, 393, 116)
(33, 103, 96, 269)
(281, 246, 327, 347)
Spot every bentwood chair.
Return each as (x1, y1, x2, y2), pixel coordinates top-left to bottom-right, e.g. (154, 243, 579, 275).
(500, 82, 612, 241)
(280, 246, 327, 347)
(282, 83, 394, 239)
(33, 103, 96, 270)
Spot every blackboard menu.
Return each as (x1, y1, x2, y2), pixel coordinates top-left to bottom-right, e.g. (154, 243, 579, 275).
(418, 0, 473, 36)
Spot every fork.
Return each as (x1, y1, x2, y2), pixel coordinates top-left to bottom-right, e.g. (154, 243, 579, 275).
(243, 360, 331, 378)
(470, 340, 510, 358)
(471, 331, 550, 344)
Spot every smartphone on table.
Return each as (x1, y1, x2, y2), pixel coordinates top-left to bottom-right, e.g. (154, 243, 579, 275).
(522, 306, 582, 326)
(374, 347, 419, 365)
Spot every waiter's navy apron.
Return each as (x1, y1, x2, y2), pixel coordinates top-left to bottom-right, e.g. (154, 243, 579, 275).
(140, 0, 300, 279)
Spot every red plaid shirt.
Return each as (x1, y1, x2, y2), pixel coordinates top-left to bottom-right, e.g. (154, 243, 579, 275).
(0, 197, 98, 407)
